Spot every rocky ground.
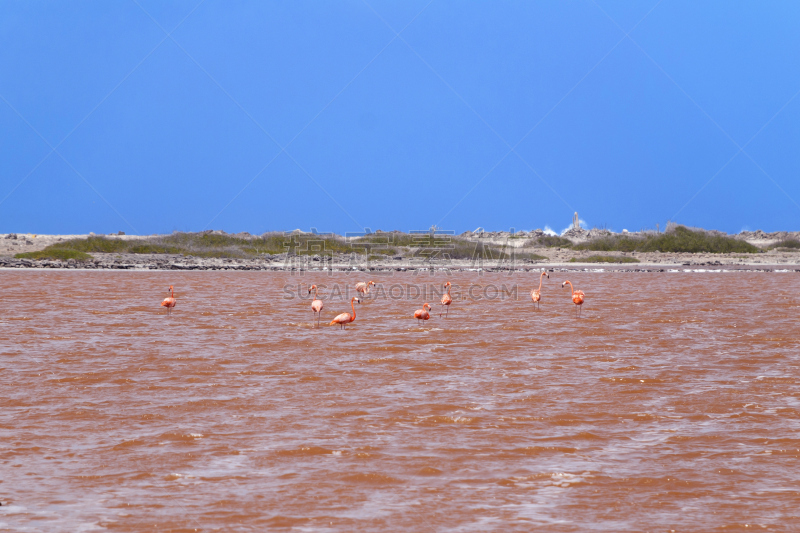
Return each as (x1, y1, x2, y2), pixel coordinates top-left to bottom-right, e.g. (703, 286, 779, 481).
(2, 230, 799, 272)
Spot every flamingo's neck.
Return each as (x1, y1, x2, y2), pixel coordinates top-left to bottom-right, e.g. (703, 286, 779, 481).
(565, 281, 574, 295)
(446, 284, 451, 295)
(351, 299, 356, 320)
(537, 274, 545, 292)
(314, 287, 319, 300)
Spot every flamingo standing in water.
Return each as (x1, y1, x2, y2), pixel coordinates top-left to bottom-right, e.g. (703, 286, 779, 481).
(440, 281, 452, 317)
(161, 285, 177, 315)
(330, 296, 361, 329)
(561, 280, 585, 316)
(531, 271, 549, 309)
(355, 281, 376, 297)
(414, 303, 432, 324)
(308, 284, 323, 327)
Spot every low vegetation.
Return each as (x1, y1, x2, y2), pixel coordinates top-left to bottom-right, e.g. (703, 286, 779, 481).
(768, 238, 800, 251)
(573, 226, 758, 254)
(16, 249, 92, 261)
(569, 255, 640, 264)
(12, 226, 762, 263)
(14, 231, 546, 262)
(19, 233, 351, 259)
(527, 235, 574, 248)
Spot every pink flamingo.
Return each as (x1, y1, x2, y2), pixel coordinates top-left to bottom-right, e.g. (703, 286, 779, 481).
(355, 281, 376, 297)
(330, 296, 361, 329)
(531, 271, 549, 309)
(160, 285, 177, 315)
(308, 284, 323, 327)
(440, 281, 452, 317)
(561, 280, 585, 316)
(414, 303, 432, 323)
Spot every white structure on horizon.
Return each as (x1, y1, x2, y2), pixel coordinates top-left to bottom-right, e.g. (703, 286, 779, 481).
(573, 212, 580, 230)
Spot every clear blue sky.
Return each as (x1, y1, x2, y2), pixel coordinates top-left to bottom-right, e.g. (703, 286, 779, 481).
(2, 0, 799, 235)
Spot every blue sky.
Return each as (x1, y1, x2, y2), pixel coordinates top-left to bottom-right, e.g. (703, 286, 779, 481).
(1, 0, 799, 235)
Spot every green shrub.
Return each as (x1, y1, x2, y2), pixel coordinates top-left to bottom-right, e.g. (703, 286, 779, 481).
(569, 255, 640, 263)
(575, 226, 758, 254)
(528, 235, 574, 248)
(769, 239, 800, 250)
(16, 249, 92, 261)
(48, 236, 129, 253)
(25, 232, 354, 258)
(573, 236, 639, 253)
(127, 244, 183, 254)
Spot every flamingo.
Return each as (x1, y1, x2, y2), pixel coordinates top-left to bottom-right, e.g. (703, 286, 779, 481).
(531, 271, 549, 309)
(160, 285, 177, 315)
(330, 296, 361, 329)
(414, 303, 432, 323)
(561, 280, 585, 316)
(308, 284, 323, 327)
(355, 281, 376, 297)
(440, 281, 452, 318)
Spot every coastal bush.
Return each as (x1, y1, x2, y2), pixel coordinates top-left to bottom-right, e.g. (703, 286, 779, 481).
(573, 236, 639, 253)
(354, 233, 537, 261)
(769, 238, 800, 250)
(575, 226, 758, 254)
(569, 255, 640, 263)
(16, 249, 92, 261)
(162, 232, 351, 256)
(526, 235, 574, 248)
(30, 232, 355, 258)
(35, 231, 546, 261)
(47, 236, 130, 253)
(442, 240, 545, 261)
(127, 244, 184, 254)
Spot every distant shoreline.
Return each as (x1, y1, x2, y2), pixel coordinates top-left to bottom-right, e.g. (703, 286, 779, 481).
(2, 227, 800, 271)
(2, 254, 799, 273)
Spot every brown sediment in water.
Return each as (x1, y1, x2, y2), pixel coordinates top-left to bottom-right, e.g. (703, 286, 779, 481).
(1, 270, 799, 530)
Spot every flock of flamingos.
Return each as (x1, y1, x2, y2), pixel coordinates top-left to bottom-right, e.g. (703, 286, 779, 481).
(159, 271, 587, 327)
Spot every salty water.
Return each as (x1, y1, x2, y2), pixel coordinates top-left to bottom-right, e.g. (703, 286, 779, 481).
(2, 271, 799, 532)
